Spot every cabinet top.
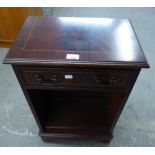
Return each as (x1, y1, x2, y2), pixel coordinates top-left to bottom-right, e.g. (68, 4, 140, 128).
(4, 16, 149, 68)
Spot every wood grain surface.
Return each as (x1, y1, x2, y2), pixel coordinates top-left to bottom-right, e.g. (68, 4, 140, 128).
(4, 16, 149, 68)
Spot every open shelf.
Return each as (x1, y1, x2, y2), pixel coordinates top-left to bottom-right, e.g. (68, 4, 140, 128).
(28, 90, 109, 132)
(27, 89, 125, 141)
(45, 97, 108, 132)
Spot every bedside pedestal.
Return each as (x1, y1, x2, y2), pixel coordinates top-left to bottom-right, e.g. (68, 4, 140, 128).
(4, 16, 149, 142)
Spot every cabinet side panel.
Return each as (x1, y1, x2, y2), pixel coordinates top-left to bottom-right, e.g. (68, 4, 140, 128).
(109, 69, 140, 132)
(12, 65, 44, 132)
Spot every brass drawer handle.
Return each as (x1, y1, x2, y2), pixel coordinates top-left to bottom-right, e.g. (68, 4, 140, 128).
(35, 74, 42, 81)
(110, 76, 119, 84)
(93, 76, 102, 84)
(51, 75, 60, 81)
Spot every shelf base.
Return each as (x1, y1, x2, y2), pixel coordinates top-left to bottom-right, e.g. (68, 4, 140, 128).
(39, 131, 113, 143)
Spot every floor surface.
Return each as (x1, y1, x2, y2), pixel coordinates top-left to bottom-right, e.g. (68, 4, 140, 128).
(0, 8, 155, 146)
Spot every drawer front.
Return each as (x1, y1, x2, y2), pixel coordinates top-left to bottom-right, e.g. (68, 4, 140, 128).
(21, 68, 130, 88)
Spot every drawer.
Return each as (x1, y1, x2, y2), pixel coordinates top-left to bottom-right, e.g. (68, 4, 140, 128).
(21, 68, 130, 88)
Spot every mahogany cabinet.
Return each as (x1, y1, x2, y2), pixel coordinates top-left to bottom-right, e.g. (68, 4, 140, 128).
(3, 16, 149, 142)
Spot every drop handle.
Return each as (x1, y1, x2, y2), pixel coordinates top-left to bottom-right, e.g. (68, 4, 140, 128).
(35, 74, 42, 81)
(51, 75, 60, 81)
(111, 76, 119, 84)
(93, 76, 102, 84)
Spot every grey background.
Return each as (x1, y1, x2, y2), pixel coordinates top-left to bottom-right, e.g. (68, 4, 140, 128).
(0, 7, 155, 146)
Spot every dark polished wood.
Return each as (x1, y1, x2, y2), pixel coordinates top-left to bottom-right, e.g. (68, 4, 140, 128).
(4, 16, 149, 143)
(4, 16, 149, 68)
(21, 67, 131, 88)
